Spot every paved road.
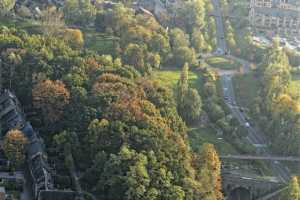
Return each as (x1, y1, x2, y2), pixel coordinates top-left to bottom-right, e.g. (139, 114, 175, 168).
(256, 187, 288, 200)
(211, 0, 227, 52)
(220, 155, 300, 162)
(227, 54, 252, 73)
(220, 75, 290, 183)
(211, 0, 290, 183)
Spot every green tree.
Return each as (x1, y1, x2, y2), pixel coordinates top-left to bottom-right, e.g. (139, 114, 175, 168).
(284, 177, 300, 200)
(175, 0, 206, 33)
(177, 63, 202, 124)
(0, 0, 15, 16)
(260, 39, 291, 112)
(174, 47, 197, 67)
(146, 52, 161, 69)
(177, 63, 189, 104)
(169, 28, 190, 49)
(123, 43, 147, 73)
(179, 88, 202, 123)
(64, 0, 97, 26)
(150, 33, 170, 58)
(192, 29, 207, 53)
(40, 6, 65, 36)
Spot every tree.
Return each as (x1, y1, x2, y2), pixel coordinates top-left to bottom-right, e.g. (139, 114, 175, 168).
(123, 43, 146, 73)
(40, 6, 65, 36)
(0, 0, 15, 16)
(284, 177, 300, 200)
(192, 30, 207, 53)
(179, 88, 202, 123)
(259, 38, 291, 115)
(177, 63, 189, 104)
(175, 0, 206, 33)
(64, 0, 97, 26)
(177, 63, 202, 124)
(197, 143, 223, 200)
(146, 52, 161, 69)
(3, 129, 28, 168)
(150, 33, 170, 58)
(62, 28, 84, 49)
(169, 28, 190, 50)
(174, 47, 197, 67)
(33, 80, 70, 123)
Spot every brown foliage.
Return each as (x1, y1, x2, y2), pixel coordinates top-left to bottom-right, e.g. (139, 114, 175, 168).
(33, 79, 70, 123)
(3, 129, 28, 168)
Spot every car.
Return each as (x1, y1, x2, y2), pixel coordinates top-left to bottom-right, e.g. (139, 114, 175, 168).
(239, 108, 244, 112)
(215, 48, 224, 55)
(245, 122, 250, 128)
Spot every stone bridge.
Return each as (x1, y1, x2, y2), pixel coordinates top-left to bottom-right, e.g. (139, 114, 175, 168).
(220, 155, 300, 162)
(222, 171, 286, 200)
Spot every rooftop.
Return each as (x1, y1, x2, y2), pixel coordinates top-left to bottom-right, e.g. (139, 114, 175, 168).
(254, 6, 300, 17)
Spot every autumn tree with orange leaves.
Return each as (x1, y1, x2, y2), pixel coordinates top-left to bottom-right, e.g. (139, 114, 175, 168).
(33, 80, 70, 123)
(3, 129, 28, 168)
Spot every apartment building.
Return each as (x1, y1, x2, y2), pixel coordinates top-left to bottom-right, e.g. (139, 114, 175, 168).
(249, 0, 300, 39)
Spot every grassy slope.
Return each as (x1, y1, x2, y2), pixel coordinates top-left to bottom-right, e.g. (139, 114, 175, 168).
(151, 69, 199, 90)
(206, 56, 241, 70)
(188, 126, 238, 154)
(84, 29, 117, 54)
(152, 69, 238, 154)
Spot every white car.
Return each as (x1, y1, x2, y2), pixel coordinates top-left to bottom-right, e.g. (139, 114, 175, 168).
(245, 122, 250, 128)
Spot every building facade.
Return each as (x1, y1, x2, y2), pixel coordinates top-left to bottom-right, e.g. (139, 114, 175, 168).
(249, 0, 300, 39)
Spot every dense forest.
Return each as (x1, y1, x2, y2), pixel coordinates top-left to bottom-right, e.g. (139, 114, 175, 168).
(1, 0, 300, 199)
(0, 0, 225, 199)
(256, 40, 300, 156)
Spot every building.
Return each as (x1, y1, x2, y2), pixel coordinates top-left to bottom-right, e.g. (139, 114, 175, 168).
(0, 187, 5, 200)
(0, 89, 78, 200)
(249, 0, 300, 39)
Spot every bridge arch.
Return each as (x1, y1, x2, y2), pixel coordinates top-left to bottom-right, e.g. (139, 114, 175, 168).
(228, 186, 251, 200)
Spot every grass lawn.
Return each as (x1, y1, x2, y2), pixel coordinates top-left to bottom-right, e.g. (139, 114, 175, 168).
(188, 126, 238, 154)
(84, 29, 118, 54)
(206, 56, 241, 70)
(151, 69, 200, 90)
(232, 73, 259, 109)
